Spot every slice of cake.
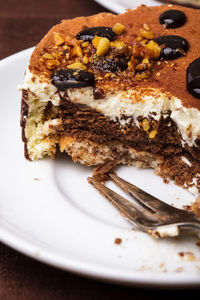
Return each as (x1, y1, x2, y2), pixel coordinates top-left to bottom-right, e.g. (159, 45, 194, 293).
(20, 4, 200, 195)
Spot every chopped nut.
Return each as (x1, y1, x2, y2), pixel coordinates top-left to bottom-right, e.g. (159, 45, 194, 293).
(136, 35, 143, 41)
(92, 36, 102, 48)
(134, 70, 151, 81)
(42, 53, 54, 60)
(65, 34, 80, 46)
(142, 118, 150, 131)
(96, 37, 110, 56)
(65, 53, 70, 60)
(57, 51, 64, 59)
(114, 238, 122, 245)
(46, 59, 60, 69)
(81, 41, 89, 48)
(73, 45, 83, 57)
(127, 61, 135, 72)
(140, 39, 148, 47)
(52, 52, 58, 58)
(112, 23, 125, 35)
(149, 130, 157, 139)
(142, 58, 151, 69)
(136, 63, 147, 71)
(142, 58, 149, 64)
(143, 24, 150, 31)
(82, 56, 89, 64)
(146, 40, 161, 59)
(54, 33, 65, 45)
(111, 40, 126, 50)
(105, 73, 112, 78)
(63, 44, 70, 50)
(67, 62, 86, 70)
(140, 29, 154, 39)
(156, 72, 160, 77)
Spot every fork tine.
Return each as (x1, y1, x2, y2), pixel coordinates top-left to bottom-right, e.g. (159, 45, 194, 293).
(109, 172, 179, 215)
(88, 177, 158, 230)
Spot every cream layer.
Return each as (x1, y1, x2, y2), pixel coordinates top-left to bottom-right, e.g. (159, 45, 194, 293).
(19, 69, 200, 147)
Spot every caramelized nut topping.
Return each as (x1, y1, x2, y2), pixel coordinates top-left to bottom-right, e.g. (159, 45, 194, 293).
(54, 33, 65, 45)
(111, 40, 126, 50)
(46, 59, 60, 69)
(39, 24, 162, 90)
(81, 41, 89, 48)
(92, 36, 102, 48)
(67, 62, 86, 70)
(96, 37, 110, 56)
(149, 130, 158, 139)
(146, 40, 161, 59)
(42, 53, 54, 60)
(143, 24, 150, 31)
(82, 56, 89, 64)
(142, 119, 150, 131)
(72, 45, 83, 57)
(112, 23, 125, 35)
(140, 29, 154, 40)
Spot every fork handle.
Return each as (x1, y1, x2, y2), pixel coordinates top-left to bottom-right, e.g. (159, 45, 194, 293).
(180, 221, 200, 231)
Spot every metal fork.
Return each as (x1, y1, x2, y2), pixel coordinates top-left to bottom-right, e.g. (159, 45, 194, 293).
(88, 173, 200, 237)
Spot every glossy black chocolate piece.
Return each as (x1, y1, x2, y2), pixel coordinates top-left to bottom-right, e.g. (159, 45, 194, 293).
(76, 26, 117, 42)
(51, 69, 95, 90)
(159, 10, 186, 29)
(187, 58, 200, 99)
(154, 35, 189, 60)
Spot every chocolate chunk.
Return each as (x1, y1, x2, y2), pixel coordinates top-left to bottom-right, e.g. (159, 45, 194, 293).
(159, 10, 186, 29)
(187, 57, 200, 99)
(93, 58, 118, 72)
(92, 57, 128, 72)
(93, 87, 105, 99)
(51, 69, 95, 90)
(154, 35, 189, 60)
(76, 26, 117, 42)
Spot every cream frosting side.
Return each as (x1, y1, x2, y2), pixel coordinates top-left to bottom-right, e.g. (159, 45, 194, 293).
(18, 69, 60, 106)
(68, 88, 200, 147)
(20, 69, 200, 147)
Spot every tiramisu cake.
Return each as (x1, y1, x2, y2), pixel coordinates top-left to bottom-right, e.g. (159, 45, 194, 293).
(20, 5, 200, 195)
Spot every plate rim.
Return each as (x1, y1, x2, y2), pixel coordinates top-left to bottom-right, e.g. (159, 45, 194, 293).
(1, 48, 200, 288)
(94, 0, 125, 13)
(94, 0, 161, 14)
(1, 215, 200, 288)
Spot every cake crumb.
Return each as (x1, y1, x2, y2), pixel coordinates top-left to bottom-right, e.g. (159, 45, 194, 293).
(34, 177, 40, 181)
(178, 251, 196, 261)
(183, 197, 200, 217)
(176, 266, 184, 273)
(163, 178, 169, 184)
(159, 262, 165, 269)
(114, 238, 122, 245)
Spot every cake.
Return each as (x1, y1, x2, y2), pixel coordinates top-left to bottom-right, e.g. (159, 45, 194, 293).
(20, 4, 200, 195)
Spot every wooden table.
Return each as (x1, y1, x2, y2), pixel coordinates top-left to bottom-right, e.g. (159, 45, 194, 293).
(0, 0, 199, 298)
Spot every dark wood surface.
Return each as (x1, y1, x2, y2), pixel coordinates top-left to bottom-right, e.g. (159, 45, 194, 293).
(0, 0, 200, 298)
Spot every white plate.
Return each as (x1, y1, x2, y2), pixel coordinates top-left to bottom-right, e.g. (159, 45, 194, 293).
(94, 0, 162, 14)
(0, 48, 200, 288)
